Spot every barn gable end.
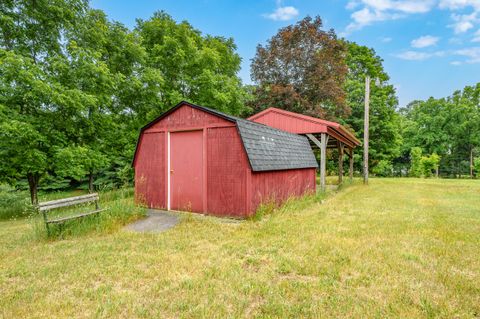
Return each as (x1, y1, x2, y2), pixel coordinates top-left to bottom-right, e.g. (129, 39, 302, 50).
(143, 104, 234, 133)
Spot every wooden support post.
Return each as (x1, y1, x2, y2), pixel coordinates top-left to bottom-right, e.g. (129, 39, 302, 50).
(349, 148, 354, 180)
(306, 133, 328, 192)
(338, 142, 344, 184)
(320, 133, 327, 192)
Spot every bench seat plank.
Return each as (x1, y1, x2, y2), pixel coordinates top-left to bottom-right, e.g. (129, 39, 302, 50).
(39, 194, 99, 211)
(46, 209, 106, 224)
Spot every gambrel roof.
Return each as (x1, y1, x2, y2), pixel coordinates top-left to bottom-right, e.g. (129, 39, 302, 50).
(133, 101, 318, 172)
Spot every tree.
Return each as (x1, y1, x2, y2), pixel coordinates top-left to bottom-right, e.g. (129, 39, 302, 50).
(0, 49, 57, 204)
(136, 11, 248, 118)
(0, 0, 90, 203)
(449, 85, 480, 177)
(400, 83, 480, 177)
(474, 158, 480, 177)
(0, 120, 49, 204)
(250, 16, 348, 119)
(344, 42, 402, 172)
(410, 147, 423, 177)
(55, 146, 108, 192)
(372, 160, 393, 177)
(421, 153, 440, 178)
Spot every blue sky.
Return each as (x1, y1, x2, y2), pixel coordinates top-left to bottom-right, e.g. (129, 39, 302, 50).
(91, 0, 480, 107)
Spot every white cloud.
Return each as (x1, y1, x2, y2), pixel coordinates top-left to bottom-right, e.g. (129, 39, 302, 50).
(395, 50, 445, 60)
(264, 6, 299, 21)
(381, 36, 393, 42)
(361, 0, 435, 13)
(439, 0, 480, 11)
(472, 29, 480, 42)
(346, 1, 360, 10)
(346, 7, 403, 31)
(345, 0, 435, 32)
(395, 51, 432, 60)
(449, 12, 478, 33)
(411, 35, 440, 48)
(450, 60, 462, 65)
(454, 47, 480, 63)
(438, 0, 480, 34)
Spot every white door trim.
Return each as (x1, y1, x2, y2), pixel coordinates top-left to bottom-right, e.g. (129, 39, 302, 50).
(167, 131, 171, 210)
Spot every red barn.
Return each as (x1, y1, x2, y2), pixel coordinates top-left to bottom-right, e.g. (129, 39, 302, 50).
(132, 101, 318, 218)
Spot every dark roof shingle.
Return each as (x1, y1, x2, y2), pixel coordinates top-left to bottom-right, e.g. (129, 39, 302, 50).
(236, 119, 318, 172)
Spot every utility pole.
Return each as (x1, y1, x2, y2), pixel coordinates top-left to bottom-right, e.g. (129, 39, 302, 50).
(363, 75, 370, 185)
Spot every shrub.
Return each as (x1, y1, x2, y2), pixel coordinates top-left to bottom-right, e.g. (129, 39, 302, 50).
(421, 153, 440, 177)
(372, 160, 393, 177)
(474, 158, 480, 177)
(410, 147, 423, 177)
(0, 184, 31, 220)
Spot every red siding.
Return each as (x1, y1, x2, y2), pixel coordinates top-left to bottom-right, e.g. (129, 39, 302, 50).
(134, 103, 317, 218)
(250, 168, 316, 212)
(251, 111, 327, 134)
(249, 108, 360, 147)
(144, 104, 231, 132)
(134, 132, 166, 209)
(207, 126, 249, 217)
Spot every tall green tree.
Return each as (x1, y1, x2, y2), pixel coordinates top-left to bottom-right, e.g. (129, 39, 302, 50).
(136, 11, 248, 118)
(400, 83, 480, 177)
(344, 42, 402, 171)
(0, 49, 58, 204)
(0, 1, 111, 201)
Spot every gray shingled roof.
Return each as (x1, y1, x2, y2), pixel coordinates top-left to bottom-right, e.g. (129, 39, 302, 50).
(235, 119, 318, 171)
(196, 104, 318, 172)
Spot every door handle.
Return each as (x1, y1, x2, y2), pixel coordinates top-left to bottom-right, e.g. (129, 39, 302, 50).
(170, 170, 174, 174)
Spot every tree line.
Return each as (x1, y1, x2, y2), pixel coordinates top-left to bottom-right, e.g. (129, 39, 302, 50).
(0, 1, 247, 204)
(1, 1, 478, 204)
(248, 17, 479, 179)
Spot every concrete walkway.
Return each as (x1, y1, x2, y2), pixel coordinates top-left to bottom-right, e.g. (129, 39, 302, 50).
(124, 209, 179, 233)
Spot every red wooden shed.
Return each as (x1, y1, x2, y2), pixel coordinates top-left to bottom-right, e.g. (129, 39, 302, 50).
(132, 101, 318, 218)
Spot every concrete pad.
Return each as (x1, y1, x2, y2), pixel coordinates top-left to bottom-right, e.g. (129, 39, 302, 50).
(124, 209, 179, 233)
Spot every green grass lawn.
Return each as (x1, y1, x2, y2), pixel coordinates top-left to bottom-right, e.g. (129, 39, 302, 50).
(1, 178, 480, 318)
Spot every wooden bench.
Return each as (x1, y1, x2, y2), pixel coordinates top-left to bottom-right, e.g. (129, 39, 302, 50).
(38, 193, 106, 235)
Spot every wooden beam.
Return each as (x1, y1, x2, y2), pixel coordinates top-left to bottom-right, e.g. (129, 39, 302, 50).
(338, 142, 344, 184)
(306, 133, 322, 149)
(38, 193, 99, 211)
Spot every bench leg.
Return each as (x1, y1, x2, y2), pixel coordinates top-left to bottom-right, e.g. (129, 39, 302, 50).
(42, 211, 50, 236)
